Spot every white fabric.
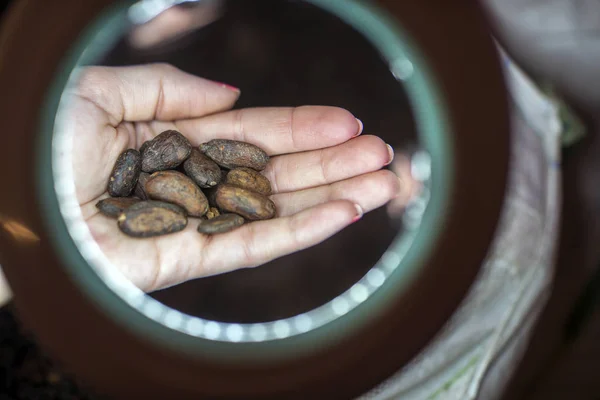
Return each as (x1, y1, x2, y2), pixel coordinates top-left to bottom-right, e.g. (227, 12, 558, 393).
(359, 46, 563, 400)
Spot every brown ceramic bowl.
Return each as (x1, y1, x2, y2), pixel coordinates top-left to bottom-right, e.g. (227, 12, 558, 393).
(0, 1, 509, 399)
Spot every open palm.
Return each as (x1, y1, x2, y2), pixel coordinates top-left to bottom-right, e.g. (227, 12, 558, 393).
(65, 63, 399, 292)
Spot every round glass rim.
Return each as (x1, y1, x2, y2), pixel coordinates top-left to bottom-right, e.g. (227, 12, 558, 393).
(36, 0, 453, 363)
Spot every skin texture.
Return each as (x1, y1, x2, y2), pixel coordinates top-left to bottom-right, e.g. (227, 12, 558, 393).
(107, 149, 142, 197)
(68, 63, 401, 291)
(145, 170, 209, 217)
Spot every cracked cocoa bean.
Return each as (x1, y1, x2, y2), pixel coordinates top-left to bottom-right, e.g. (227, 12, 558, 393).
(183, 148, 222, 188)
(199, 139, 269, 171)
(215, 184, 276, 220)
(197, 213, 245, 234)
(145, 170, 208, 217)
(141, 130, 192, 173)
(205, 207, 221, 219)
(118, 201, 187, 238)
(96, 197, 141, 218)
(108, 149, 142, 197)
(226, 167, 272, 196)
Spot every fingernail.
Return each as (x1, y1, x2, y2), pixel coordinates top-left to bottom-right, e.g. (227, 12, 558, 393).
(385, 144, 395, 166)
(216, 82, 241, 93)
(352, 203, 364, 223)
(353, 118, 364, 137)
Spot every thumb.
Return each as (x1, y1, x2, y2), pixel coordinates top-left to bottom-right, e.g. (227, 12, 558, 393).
(69, 63, 240, 125)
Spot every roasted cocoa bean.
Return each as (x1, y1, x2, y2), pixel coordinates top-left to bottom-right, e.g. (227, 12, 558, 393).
(118, 201, 187, 238)
(226, 167, 272, 196)
(183, 148, 222, 188)
(145, 170, 208, 217)
(197, 213, 245, 234)
(141, 130, 192, 173)
(134, 172, 151, 200)
(108, 149, 142, 197)
(205, 207, 221, 219)
(215, 184, 276, 220)
(199, 139, 269, 171)
(203, 170, 230, 208)
(96, 197, 141, 218)
(139, 140, 150, 154)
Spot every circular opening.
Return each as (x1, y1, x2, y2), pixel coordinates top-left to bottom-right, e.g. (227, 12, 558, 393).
(38, 0, 451, 360)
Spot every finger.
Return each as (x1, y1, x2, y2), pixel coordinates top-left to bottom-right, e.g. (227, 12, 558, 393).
(70, 63, 240, 125)
(194, 200, 362, 279)
(272, 169, 400, 217)
(89, 200, 360, 290)
(175, 106, 363, 155)
(264, 135, 393, 194)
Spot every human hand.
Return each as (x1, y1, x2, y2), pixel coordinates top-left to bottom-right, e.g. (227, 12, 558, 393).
(62, 63, 400, 292)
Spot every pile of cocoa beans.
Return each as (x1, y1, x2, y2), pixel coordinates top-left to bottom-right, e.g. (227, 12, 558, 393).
(95, 130, 276, 237)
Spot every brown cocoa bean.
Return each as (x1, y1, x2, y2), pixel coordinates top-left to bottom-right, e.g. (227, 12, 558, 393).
(118, 201, 187, 238)
(204, 187, 219, 208)
(199, 139, 269, 171)
(145, 170, 208, 217)
(108, 149, 142, 197)
(226, 167, 272, 196)
(215, 184, 276, 220)
(204, 178, 224, 208)
(205, 207, 221, 219)
(96, 197, 141, 218)
(183, 148, 222, 188)
(197, 213, 245, 234)
(141, 130, 192, 173)
(134, 172, 151, 200)
(139, 140, 150, 154)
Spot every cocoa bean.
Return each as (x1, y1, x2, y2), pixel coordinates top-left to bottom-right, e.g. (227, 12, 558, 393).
(199, 139, 269, 171)
(141, 130, 192, 173)
(226, 167, 272, 196)
(197, 213, 245, 234)
(145, 170, 208, 217)
(183, 148, 222, 188)
(108, 149, 141, 197)
(215, 184, 276, 221)
(134, 172, 151, 200)
(205, 207, 221, 220)
(96, 197, 141, 218)
(118, 201, 187, 238)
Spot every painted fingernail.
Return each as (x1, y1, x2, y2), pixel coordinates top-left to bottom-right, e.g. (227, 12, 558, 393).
(353, 118, 364, 137)
(216, 82, 241, 93)
(352, 203, 364, 223)
(385, 144, 395, 166)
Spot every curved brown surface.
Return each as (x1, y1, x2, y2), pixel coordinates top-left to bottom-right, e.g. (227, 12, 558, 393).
(0, 1, 510, 399)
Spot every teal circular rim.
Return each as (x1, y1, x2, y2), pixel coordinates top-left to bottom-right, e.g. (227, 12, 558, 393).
(36, 0, 452, 363)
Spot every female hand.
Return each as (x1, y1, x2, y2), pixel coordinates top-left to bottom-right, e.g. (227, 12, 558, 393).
(63, 63, 400, 291)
